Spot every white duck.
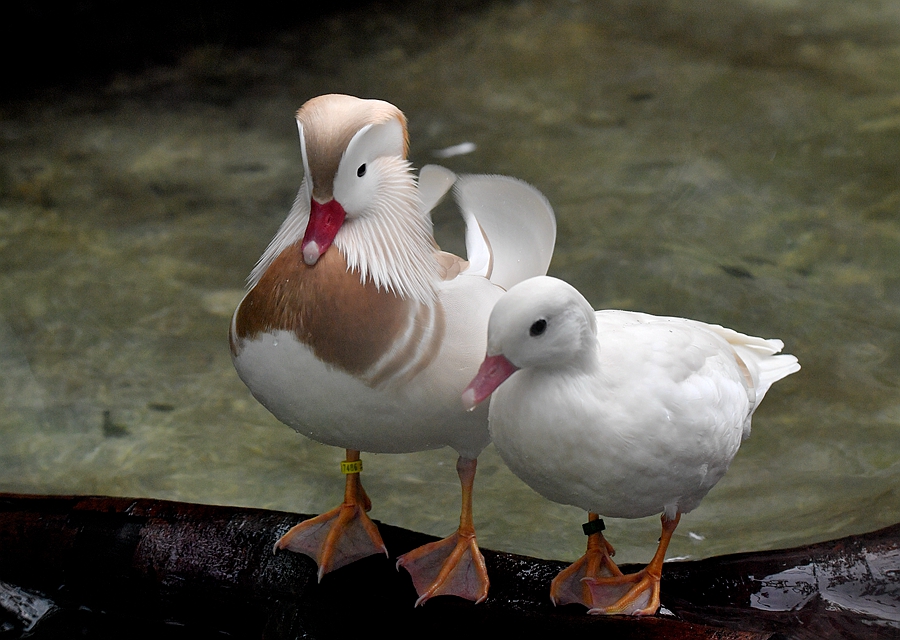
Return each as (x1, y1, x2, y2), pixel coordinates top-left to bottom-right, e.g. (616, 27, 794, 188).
(463, 276, 799, 615)
(229, 94, 556, 605)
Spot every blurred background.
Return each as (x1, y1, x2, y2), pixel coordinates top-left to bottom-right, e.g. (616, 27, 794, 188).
(1, 0, 898, 565)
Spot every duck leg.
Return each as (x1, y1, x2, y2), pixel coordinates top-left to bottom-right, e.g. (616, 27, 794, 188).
(550, 513, 623, 607)
(274, 449, 388, 581)
(396, 456, 490, 606)
(585, 512, 681, 616)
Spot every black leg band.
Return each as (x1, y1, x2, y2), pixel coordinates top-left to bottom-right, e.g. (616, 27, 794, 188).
(582, 518, 606, 536)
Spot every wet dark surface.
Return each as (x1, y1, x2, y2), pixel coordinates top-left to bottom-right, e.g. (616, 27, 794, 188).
(1, 494, 898, 639)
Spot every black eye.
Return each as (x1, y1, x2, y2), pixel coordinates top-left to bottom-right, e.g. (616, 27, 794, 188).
(529, 319, 547, 337)
(357, 163, 367, 177)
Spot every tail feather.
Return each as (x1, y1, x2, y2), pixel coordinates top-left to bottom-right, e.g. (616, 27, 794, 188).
(702, 322, 800, 408)
(751, 352, 801, 407)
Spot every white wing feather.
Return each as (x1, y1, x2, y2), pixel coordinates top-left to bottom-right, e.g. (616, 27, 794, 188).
(454, 175, 556, 290)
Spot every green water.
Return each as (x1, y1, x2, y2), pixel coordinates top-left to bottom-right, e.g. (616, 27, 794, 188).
(1, 0, 899, 566)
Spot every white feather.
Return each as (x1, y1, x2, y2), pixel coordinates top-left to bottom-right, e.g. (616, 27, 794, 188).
(247, 177, 311, 289)
(455, 175, 556, 290)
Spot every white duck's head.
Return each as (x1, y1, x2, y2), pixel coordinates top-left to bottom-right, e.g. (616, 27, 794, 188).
(286, 94, 436, 302)
(463, 276, 598, 409)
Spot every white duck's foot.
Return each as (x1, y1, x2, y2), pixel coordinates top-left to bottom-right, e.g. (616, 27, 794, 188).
(396, 456, 489, 606)
(584, 512, 681, 616)
(274, 451, 387, 580)
(551, 513, 622, 607)
(585, 568, 660, 615)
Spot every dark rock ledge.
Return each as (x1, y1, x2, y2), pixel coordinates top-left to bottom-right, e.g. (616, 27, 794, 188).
(1, 494, 897, 639)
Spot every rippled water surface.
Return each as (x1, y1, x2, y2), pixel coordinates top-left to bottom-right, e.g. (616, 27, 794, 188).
(1, 0, 899, 565)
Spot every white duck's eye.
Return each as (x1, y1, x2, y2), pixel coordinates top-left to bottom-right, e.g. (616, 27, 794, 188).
(357, 163, 367, 177)
(529, 319, 548, 337)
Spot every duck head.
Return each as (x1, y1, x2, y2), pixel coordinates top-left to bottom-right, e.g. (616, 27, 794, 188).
(296, 94, 411, 265)
(270, 94, 437, 305)
(462, 276, 598, 409)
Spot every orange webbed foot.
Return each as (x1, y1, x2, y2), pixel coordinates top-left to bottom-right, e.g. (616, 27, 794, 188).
(583, 512, 681, 616)
(275, 450, 387, 580)
(396, 456, 489, 606)
(585, 568, 661, 616)
(396, 531, 489, 606)
(551, 525, 622, 607)
(275, 500, 387, 580)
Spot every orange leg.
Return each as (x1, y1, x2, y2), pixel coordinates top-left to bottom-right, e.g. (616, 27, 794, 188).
(396, 456, 490, 606)
(274, 449, 387, 581)
(585, 512, 681, 616)
(551, 513, 623, 607)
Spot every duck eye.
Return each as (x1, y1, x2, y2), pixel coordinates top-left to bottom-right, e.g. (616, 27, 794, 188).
(529, 319, 548, 337)
(357, 163, 367, 177)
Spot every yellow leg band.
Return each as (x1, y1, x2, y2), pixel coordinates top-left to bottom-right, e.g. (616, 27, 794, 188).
(340, 460, 363, 474)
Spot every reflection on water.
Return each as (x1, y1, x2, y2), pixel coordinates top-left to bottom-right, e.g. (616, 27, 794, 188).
(751, 549, 900, 625)
(1, 0, 899, 566)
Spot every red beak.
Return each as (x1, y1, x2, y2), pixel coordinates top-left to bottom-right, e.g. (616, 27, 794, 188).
(301, 199, 346, 265)
(462, 353, 519, 411)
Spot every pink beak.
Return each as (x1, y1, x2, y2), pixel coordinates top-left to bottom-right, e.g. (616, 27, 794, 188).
(301, 199, 346, 265)
(462, 353, 519, 411)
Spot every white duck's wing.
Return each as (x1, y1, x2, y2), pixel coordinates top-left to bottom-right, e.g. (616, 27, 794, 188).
(606, 311, 800, 440)
(452, 174, 556, 288)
